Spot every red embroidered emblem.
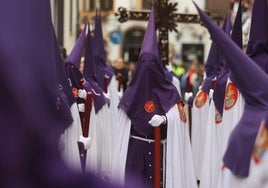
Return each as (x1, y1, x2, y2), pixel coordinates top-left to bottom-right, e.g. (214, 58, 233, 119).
(144, 101, 155, 113)
(72, 87, 78, 97)
(252, 123, 268, 164)
(215, 109, 222, 124)
(224, 83, 238, 110)
(194, 91, 207, 108)
(177, 102, 187, 123)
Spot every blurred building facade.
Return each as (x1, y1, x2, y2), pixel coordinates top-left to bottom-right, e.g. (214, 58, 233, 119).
(50, 0, 250, 66)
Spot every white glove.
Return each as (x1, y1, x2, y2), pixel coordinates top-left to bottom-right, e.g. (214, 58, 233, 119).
(79, 135, 91, 150)
(77, 103, 85, 112)
(118, 90, 123, 99)
(103, 91, 110, 99)
(184, 92, 193, 101)
(78, 89, 87, 100)
(209, 89, 214, 99)
(148, 114, 166, 127)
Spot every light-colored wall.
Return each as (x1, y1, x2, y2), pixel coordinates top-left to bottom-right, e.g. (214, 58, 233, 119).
(63, 0, 77, 55)
(51, 0, 211, 64)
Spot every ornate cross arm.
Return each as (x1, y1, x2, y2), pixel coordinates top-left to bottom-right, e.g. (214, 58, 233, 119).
(115, 7, 151, 22)
(114, 1, 209, 65)
(115, 7, 200, 24)
(175, 13, 200, 23)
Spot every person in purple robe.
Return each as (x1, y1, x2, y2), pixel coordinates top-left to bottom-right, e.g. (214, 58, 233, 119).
(93, 9, 114, 91)
(193, 0, 268, 181)
(111, 6, 197, 188)
(0, 1, 121, 187)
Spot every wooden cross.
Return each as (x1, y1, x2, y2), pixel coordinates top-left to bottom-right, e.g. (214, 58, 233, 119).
(115, 0, 202, 65)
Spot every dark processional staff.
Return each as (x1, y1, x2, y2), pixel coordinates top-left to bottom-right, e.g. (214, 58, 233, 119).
(112, 1, 203, 188)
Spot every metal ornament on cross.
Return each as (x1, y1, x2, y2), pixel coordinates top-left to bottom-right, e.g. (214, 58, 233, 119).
(114, 0, 201, 66)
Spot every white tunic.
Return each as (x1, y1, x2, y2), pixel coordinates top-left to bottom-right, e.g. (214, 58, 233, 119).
(61, 103, 83, 172)
(220, 78, 245, 157)
(85, 104, 113, 180)
(200, 90, 223, 188)
(191, 89, 210, 180)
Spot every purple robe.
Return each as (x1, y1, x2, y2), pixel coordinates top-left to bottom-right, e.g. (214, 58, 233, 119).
(119, 7, 181, 187)
(0, 0, 120, 187)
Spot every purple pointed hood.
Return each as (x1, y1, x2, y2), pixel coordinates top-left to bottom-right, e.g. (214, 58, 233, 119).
(231, 0, 242, 49)
(214, 1, 242, 115)
(205, 42, 220, 79)
(218, 12, 232, 72)
(119, 6, 181, 128)
(93, 9, 106, 66)
(93, 9, 114, 89)
(0, 0, 73, 133)
(0, 0, 76, 186)
(193, 1, 268, 177)
(246, 0, 268, 74)
(83, 24, 108, 113)
(52, 27, 76, 107)
(64, 24, 87, 90)
(211, 14, 230, 114)
(0, 1, 124, 187)
(202, 41, 220, 95)
(202, 14, 230, 108)
(222, 12, 232, 36)
(66, 23, 87, 68)
(228, 0, 242, 83)
(84, 24, 98, 82)
(139, 7, 160, 60)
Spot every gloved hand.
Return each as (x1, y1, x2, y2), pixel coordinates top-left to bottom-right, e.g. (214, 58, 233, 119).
(184, 92, 193, 102)
(77, 103, 85, 112)
(78, 89, 87, 100)
(103, 91, 110, 100)
(78, 135, 91, 150)
(118, 90, 123, 99)
(209, 89, 214, 99)
(148, 114, 167, 127)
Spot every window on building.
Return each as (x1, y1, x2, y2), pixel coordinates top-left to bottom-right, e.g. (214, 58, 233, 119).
(87, 0, 113, 11)
(100, 0, 113, 11)
(142, 0, 152, 10)
(123, 28, 145, 63)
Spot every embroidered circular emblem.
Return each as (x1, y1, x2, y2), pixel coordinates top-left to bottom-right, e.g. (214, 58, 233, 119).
(215, 109, 222, 124)
(144, 101, 155, 113)
(194, 91, 208, 108)
(72, 87, 78, 97)
(177, 102, 187, 123)
(224, 83, 238, 110)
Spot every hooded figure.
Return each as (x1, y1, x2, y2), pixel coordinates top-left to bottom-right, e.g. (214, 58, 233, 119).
(201, 4, 244, 188)
(80, 24, 113, 179)
(193, 1, 268, 187)
(197, 12, 235, 188)
(111, 6, 197, 188)
(93, 9, 121, 139)
(65, 24, 87, 92)
(246, 0, 268, 74)
(213, 12, 232, 116)
(52, 27, 83, 172)
(191, 24, 220, 182)
(66, 23, 87, 69)
(0, 0, 119, 187)
(219, 1, 246, 167)
(93, 9, 115, 90)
